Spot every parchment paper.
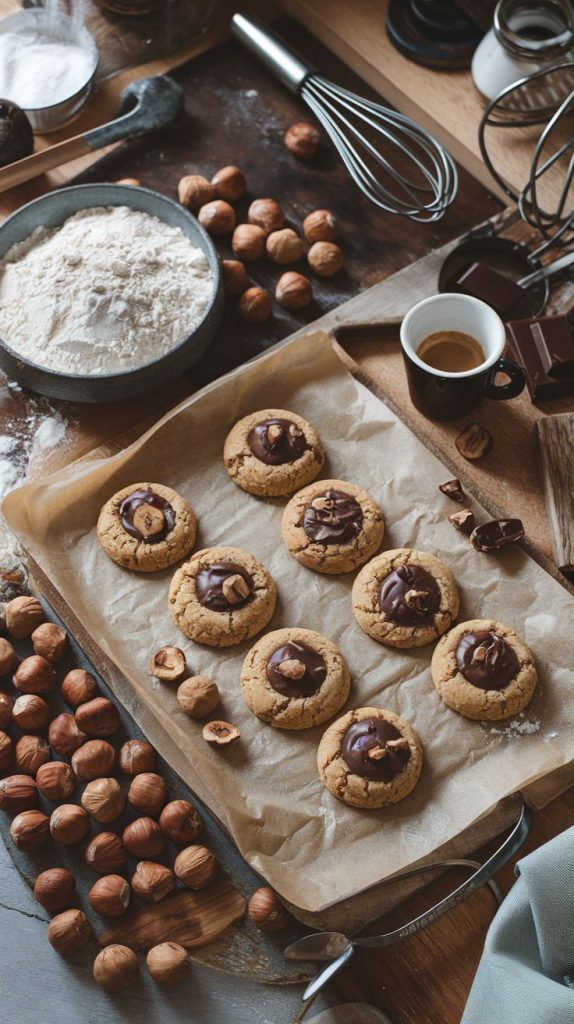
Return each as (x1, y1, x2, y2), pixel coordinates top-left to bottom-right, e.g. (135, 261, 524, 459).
(5, 332, 574, 913)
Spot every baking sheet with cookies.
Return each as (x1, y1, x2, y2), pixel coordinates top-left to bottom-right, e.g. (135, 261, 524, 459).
(5, 331, 574, 913)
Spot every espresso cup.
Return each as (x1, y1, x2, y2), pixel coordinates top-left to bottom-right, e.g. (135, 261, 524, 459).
(400, 293, 525, 421)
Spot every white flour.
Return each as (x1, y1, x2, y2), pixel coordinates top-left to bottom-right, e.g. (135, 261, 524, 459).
(0, 206, 214, 375)
(0, 27, 95, 109)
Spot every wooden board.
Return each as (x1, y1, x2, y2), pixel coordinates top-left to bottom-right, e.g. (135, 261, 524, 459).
(535, 414, 574, 576)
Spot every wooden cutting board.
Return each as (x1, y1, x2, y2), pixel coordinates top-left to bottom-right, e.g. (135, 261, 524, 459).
(536, 414, 574, 577)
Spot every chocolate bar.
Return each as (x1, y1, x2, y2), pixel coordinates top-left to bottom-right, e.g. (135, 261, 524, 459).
(505, 315, 574, 400)
(456, 262, 525, 315)
(530, 317, 574, 378)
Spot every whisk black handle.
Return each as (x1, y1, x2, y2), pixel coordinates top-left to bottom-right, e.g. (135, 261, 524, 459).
(231, 12, 313, 94)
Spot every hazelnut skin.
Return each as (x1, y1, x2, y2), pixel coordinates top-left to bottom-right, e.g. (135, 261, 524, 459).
(81, 777, 125, 823)
(0, 691, 13, 729)
(238, 286, 272, 324)
(178, 174, 215, 211)
(75, 697, 120, 738)
(12, 694, 50, 733)
(0, 729, 13, 771)
(36, 761, 75, 801)
(61, 668, 99, 708)
(231, 223, 266, 262)
(247, 198, 285, 235)
(10, 809, 50, 850)
(48, 713, 88, 756)
(146, 942, 191, 987)
(0, 637, 18, 675)
(275, 271, 313, 310)
(308, 240, 344, 277)
(0, 774, 38, 813)
(159, 800, 202, 845)
(176, 676, 220, 720)
(122, 817, 164, 859)
(248, 886, 291, 932)
(93, 944, 139, 992)
(13, 655, 55, 694)
(50, 804, 90, 845)
(119, 739, 156, 776)
(31, 622, 67, 663)
(303, 209, 339, 243)
(14, 734, 50, 776)
(149, 646, 186, 683)
(131, 860, 174, 903)
(88, 874, 130, 917)
(128, 772, 168, 817)
(198, 199, 236, 236)
(266, 228, 305, 265)
(284, 121, 321, 159)
(34, 867, 76, 913)
(5, 596, 45, 638)
(211, 165, 246, 202)
(48, 908, 91, 955)
(72, 739, 116, 781)
(174, 845, 217, 890)
(221, 259, 250, 297)
(85, 831, 127, 874)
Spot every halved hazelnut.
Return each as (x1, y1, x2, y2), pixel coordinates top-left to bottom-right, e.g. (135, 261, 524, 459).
(149, 646, 186, 682)
(202, 721, 240, 746)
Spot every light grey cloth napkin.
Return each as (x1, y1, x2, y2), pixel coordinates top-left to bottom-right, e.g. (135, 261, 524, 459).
(462, 826, 574, 1023)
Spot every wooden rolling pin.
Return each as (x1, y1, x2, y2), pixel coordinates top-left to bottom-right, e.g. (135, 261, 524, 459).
(535, 413, 574, 580)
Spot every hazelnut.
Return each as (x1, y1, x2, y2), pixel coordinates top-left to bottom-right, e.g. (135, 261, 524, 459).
(0, 729, 13, 770)
(202, 720, 240, 746)
(88, 874, 130, 917)
(34, 867, 76, 913)
(307, 240, 344, 277)
(50, 804, 90, 845)
(0, 690, 13, 729)
(5, 596, 45, 638)
(116, 177, 140, 186)
(146, 942, 191, 987)
(176, 676, 220, 719)
(0, 774, 38, 812)
(128, 772, 168, 817)
(275, 271, 313, 309)
(178, 174, 216, 211)
(284, 121, 321, 159)
(211, 165, 246, 202)
(159, 800, 202, 844)
(303, 209, 339, 243)
(85, 831, 127, 874)
(81, 778, 125, 823)
(14, 734, 50, 776)
(10, 809, 50, 850)
(61, 668, 99, 708)
(247, 886, 290, 932)
(122, 817, 164, 858)
(93, 944, 139, 992)
(13, 655, 55, 694)
(72, 739, 116, 781)
(231, 223, 266, 261)
(36, 761, 75, 801)
(198, 199, 236, 236)
(119, 739, 156, 776)
(31, 622, 67, 663)
(12, 694, 50, 733)
(266, 228, 305, 265)
(221, 259, 250, 296)
(48, 713, 88, 756)
(131, 860, 174, 903)
(174, 844, 217, 889)
(75, 697, 120, 738)
(238, 286, 272, 324)
(149, 646, 186, 683)
(0, 637, 18, 675)
(247, 198, 285, 235)
(48, 909, 91, 955)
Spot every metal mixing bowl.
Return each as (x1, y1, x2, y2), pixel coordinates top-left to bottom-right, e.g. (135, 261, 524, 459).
(0, 184, 224, 403)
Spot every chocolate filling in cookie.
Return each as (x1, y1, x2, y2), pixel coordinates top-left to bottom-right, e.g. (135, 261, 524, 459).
(379, 564, 440, 626)
(195, 562, 254, 612)
(301, 489, 364, 545)
(248, 418, 308, 465)
(119, 489, 176, 543)
(456, 630, 519, 690)
(266, 641, 327, 698)
(342, 717, 411, 782)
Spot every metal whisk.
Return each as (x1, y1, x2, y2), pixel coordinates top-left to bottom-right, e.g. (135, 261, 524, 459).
(231, 13, 458, 223)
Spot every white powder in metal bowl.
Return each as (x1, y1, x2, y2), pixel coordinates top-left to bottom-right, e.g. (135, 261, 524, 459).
(0, 206, 215, 376)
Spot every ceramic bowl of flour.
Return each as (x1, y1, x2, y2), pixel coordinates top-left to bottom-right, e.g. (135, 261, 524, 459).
(0, 184, 224, 403)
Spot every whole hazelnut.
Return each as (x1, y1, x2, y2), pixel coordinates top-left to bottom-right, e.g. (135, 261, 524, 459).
(48, 713, 88, 756)
(61, 668, 99, 708)
(221, 259, 250, 296)
(238, 286, 272, 324)
(248, 886, 291, 932)
(0, 690, 13, 729)
(0, 729, 13, 771)
(72, 739, 116, 781)
(231, 223, 266, 262)
(48, 908, 91, 955)
(36, 761, 75, 801)
(116, 177, 140, 186)
(202, 720, 240, 746)
(50, 804, 90, 845)
(308, 240, 344, 277)
(176, 676, 220, 720)
(122, 817, 164, 858)
(303, 209, 339, 243)
(81, 778, 125, 823)
(275, 271, 313, 309)
(284, 121, 321, 159)
(128, 772, 168, 817)
(85, 831, 127, 874)
(93, 944, 139, 992)
(0, 637, 18, 675)
(174, 845, 217, 890)
(13, 655, 55, 694)
(0, 774, 38, 812)
(146, 942, 191, 987)
(14, 734, 50, 776)
(149, 646, 186, 683)
(178, 174, 216, 211)
(266, 228, 305, 265)
(5, 596, 45, 638)
(75, 697, 120, 738)
(88, 874, 130, 917)
(159, 800, 202, 844)
(119, 739, 156, 776)
(211, 165, 246, 202)
(12, 694, 50, 733)
(198, 199, 236, 236)
(10, 809, 50, 850)
(247, 198, 285, 235)
(131, 860, 174, 903)
(31, 622, 67, 663)
(34, 867, 76, 913)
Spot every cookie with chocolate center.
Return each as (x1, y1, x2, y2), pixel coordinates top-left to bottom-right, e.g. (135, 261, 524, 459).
(223, 408, 325, 497)
(97, 482, 196, 573)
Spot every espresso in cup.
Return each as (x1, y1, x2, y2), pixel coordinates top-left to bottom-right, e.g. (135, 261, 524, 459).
(417, 330, 485, 374)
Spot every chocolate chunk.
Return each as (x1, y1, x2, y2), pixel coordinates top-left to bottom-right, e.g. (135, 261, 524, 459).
(471, 519, 525, 552)
(439, 478, 464, 503)
(119, 489, 175, 543)
(506, 318, 574, 400)
(448, 508, 475, 534)
(301, 489, 364, 545)
(247, 418, 307, 465)
(456, 629, 519, 690)
(379, 563, 440, 626)
(342, 717, 411, 782)
(195, 562, 254, 611)
(531, 317, 574, 378)
(456, 262, 525, 316)
(266, 641, 327, 698)
(455, 422, 493, 461)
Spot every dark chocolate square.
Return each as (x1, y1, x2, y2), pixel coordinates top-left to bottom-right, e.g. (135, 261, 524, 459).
(506, 317, 574, 401)
(456, 262, 525, 315)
